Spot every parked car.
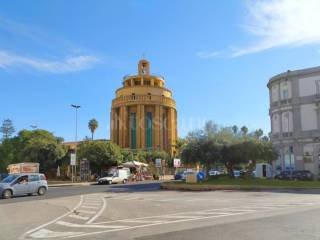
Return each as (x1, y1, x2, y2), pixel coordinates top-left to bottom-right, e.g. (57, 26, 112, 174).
(0, 173, 48, 199)
(293, 170, 314, 180)
(98, 168, 130, 184)
(174, 171, 186, 180)
(275, 170, 313, 180)
(233, 170, 241, 177)
(208, 170, 221, 176)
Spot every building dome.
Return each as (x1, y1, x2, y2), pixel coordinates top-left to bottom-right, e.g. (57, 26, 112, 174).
(110, 59, 177, 155)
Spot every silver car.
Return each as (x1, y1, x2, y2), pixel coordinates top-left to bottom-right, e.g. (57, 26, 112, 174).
(0, 173, 48, 199)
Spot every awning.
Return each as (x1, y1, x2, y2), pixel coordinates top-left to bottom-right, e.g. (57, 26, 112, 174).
(122, 161, 148, 168)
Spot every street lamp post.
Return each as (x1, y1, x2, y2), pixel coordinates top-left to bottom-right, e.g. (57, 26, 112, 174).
(71, 104, 81, 182)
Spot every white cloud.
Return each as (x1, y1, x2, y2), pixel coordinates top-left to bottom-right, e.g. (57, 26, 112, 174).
(232, 0, 320, 57)
(196, 51, 220, 59)
(0, 50, 99, 73)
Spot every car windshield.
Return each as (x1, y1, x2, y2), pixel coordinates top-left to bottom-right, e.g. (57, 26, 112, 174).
(1, 174, 19, 183)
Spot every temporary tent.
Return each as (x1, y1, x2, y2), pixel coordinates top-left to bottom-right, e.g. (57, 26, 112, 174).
(122, 161, 148, 168)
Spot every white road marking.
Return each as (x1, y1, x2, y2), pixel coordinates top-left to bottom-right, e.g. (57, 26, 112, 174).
(82, 203, 101, 206)
(29, 229, 84, 239)
(65, 212, 249, 239)
(159, 215, 200, 219)
(94, 207, 248, 225)
(68, 214, 90, 220)
(77, 210, 96, 214)
(19, 195, 84, 240)
(56, 221, 128, 229)
(81, 206, 99, 209)
(118, 219, 166, 224)
(86, 196, 107, 224)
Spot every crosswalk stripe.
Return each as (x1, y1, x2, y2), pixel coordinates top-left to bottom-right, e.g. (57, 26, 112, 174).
(77, 210, 96, 214)
(81, 206, 100, 209)
(68, 214, 89, 220)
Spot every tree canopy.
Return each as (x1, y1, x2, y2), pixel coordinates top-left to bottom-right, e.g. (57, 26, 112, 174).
(0, 119, 15, 140)
(77, 140, 122, 174)
(0, 129, 66, 173)
(180, 121, 278, 177)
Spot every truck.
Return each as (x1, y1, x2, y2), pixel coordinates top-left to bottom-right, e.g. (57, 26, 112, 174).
(98, 168, 130, 185)
(7, 163, 40, 174)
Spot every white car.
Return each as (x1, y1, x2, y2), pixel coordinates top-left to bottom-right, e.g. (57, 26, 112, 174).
(98, 169, 130, 185)
(209, 170, 221, 176)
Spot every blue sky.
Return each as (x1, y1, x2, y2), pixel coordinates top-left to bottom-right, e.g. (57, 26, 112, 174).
(1, 0, 320, 141)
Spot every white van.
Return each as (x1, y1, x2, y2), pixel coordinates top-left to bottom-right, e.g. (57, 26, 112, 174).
(98, 168, 130, 185)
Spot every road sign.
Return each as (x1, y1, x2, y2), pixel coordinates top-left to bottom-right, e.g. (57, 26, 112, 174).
(70, 153, 76, 166)
(155, 158, 161, 167)
(173, 158, 181, 168)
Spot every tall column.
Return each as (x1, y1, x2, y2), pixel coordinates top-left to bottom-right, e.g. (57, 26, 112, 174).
(136, 105, 141, 148)
(110, 108, 115, 143)
(174, 109, 178, 144)
(123, 106, 128, 148)
(140, 105, 145, 149)
(119, 106, 124, 147)
(114, 108, 119, 145)
(159, 106, 164, 150)
(168, 107, 176, 155)
(154, 105, 160, 150)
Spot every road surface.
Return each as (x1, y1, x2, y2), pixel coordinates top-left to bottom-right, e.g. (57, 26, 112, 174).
(1, 182, 320, 240)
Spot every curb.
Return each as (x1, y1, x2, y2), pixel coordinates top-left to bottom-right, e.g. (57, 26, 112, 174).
(160, 182, 320, 191)
(48, 182, 94, 187)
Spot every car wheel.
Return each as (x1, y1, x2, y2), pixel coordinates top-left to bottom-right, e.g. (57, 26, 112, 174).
(108, 180, 112, 185)
(38, 187, 47, 196)
(3, 189, 12, 199)
(122, 179, 127, 184)
(28, 193, 33, 196)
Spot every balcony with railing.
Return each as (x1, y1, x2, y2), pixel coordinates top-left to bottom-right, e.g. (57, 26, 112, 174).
(112, 94, 176, 108)
(123, 74, 165, 82)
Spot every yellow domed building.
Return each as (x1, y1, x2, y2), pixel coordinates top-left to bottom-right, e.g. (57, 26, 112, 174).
(110, 59, 177, 156)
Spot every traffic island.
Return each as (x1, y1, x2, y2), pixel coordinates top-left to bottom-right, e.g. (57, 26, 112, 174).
(160, 178, 320, 191)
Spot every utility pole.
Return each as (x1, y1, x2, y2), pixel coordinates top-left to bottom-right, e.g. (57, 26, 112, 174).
(71, 104, 81, 182)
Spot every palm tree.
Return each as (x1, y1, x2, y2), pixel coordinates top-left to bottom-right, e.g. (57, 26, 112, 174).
(88, 119, 98, 140)
(240, 126, 248, 136)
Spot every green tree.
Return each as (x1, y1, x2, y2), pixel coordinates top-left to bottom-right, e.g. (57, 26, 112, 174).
(88, 119, 99, 140)
(254, 129, 264, 140)
(20, 130, 67, 173)
(0, 119, 15, 140)
(232, 125, 238, 135)
(77, 140, 122, 174)
(181, 138, 222, 176)
(240, 126, 248, 136)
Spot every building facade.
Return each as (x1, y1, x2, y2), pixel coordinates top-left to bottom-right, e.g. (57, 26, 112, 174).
(110, 59, 177, 156)
(268, 66, 320, 175)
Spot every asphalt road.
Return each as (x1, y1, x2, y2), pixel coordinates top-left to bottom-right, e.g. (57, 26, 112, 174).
(1, 182, 320, 240)
(0, 181, 161, 204)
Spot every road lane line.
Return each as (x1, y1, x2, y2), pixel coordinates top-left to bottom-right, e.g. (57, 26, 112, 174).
(65, 212, 248, 239)
(118, 219, 166, 224)
(19, 195, 84, 240)
(94, 207, 248, 225)
(56, 221, 128, 229)
(86, 196, 107, 224)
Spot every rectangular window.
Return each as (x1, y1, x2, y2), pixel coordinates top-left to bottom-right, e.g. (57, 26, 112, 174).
(29, 175, 40, 182)
(130, 112, 136, 149)
(146, 112, 153, 149)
